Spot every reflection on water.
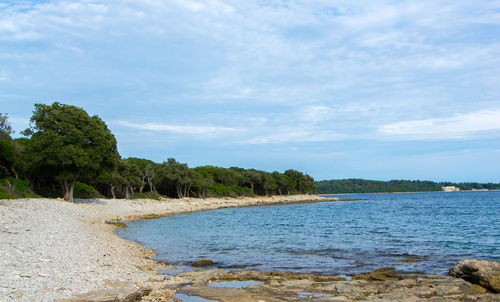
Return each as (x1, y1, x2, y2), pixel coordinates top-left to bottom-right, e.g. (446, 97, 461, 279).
(117, 191, 500, 275)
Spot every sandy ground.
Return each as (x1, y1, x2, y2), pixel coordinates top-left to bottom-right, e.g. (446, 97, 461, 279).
(0, 194, 327, 301)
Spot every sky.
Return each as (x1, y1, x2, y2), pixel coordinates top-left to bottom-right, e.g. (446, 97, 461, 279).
(1, 0, 500, 182)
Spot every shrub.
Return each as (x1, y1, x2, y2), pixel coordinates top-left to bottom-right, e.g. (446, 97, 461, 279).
(207, 183, 233, 197)
(0, 188, 15, 199)
(131, 191, 162, 200)
(73, 181, 101, 199)
(233, 186, 252, 196)
(0, 178, 39, 198)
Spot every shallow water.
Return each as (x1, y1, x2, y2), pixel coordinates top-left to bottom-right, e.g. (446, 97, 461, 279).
(208, 280, 262, 288)
(116, 191, 500, 275)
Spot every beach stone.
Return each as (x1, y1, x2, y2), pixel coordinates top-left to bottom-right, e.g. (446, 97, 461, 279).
(449, 259, 500, 293)
(192, 259, 215, 267)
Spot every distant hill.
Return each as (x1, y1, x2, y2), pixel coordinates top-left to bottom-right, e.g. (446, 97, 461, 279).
(314, 178, 500, 194)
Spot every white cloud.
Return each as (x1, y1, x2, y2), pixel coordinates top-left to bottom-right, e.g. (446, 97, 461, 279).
(299, 105, 336, 123)
(379, 109, 500, 140)
(245, 129, 347, 144)
(115, 121, 238, 136)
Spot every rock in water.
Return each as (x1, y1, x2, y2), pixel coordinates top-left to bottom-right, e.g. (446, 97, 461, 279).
(449, 259, 500, 293)
(192, 259, 215, 267)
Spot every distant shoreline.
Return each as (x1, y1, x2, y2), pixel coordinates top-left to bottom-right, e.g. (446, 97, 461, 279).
(318, 189, 499, 196)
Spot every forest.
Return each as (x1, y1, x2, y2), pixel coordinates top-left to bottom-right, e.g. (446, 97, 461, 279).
(315, 178, 500, 194)
(0, 103, 315, 201)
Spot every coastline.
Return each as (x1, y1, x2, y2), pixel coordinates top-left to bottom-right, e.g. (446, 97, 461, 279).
(0, 194, 334, 301)
(1, 195, 498, 301)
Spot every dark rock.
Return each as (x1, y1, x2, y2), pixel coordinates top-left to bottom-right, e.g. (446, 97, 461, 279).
(402, 258, 418, 263)
(352, 267, 400, 281)
(104, 220, 127, 228)
(192, 259, 215, 267)
(449, 259, 500, 293)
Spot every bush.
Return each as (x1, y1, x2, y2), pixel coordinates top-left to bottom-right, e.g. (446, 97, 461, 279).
(73, 181, 101, 199)
(131, 191, 162, 200)
(206, 184, 253, 197)
(0, 188, 15, 199)
(0, 178, 38, 198)
(207, 183, 234, 197)
(233, 186, 252, 196)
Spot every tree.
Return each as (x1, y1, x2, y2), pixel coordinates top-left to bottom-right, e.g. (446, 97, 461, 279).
(124, 157, 157, 193)
(0, 113, 13, 136)
(0, 113, 22, 179)
(24, 102, 119, 201)
(284, 169, 316, 193)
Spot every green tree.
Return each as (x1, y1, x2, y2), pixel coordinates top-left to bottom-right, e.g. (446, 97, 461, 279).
(24, 102, 120, 201)
(0, 113, 22, 179)
(0, 113, 13, 135)
(119, 159, 142, 199)
(124, 157, 157, 193)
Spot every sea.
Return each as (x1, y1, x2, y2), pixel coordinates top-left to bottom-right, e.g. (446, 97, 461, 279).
(116, 191, 500, 276)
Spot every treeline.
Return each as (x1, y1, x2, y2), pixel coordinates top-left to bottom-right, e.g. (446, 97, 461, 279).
(0, 103, 315, 201)
(315, 179, 500, 194)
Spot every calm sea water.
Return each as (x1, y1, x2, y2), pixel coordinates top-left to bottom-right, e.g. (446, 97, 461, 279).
(116, 191, 500, 275)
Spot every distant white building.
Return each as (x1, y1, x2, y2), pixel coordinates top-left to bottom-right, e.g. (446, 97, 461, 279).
(442, 186, 460, 192)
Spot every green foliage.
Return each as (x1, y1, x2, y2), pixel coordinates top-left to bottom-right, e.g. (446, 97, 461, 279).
(207, 183, 235, 197)
(73, 181, 101, 199)
(0, 188, 15, 199)
(0, 113, 13, 136)
(233, 186, 252, 196)
(0, 114, 23, 179)
(131, 191, 162, 200)
(0, 177, 38, 198)
(24, 102, 120, 201)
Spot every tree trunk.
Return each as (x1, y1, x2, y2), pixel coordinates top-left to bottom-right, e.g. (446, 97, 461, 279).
(62, 179, 75, 202)
(184, 184, 191, 198)
(147, 177, 154, 192)
(125, 185, 131, 199)
(110, 184, 116, 199)
(250, 183, 254, 194)
(176, 185, 183, 198)
(11, 167, 18, 179)
(5, 180, 14, 194)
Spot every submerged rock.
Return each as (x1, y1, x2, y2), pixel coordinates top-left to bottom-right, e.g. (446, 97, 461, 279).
(192, 259, 216, 267)
(450, 259, 500, 293)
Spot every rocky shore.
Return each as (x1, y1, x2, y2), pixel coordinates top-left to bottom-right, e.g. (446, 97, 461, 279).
(1, 195, 499, 301)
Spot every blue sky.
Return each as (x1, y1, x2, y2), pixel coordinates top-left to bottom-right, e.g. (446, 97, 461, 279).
(1, 0, 500, 182)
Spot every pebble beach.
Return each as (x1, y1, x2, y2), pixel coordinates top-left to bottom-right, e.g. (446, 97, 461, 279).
(0, 195, 329, 301)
